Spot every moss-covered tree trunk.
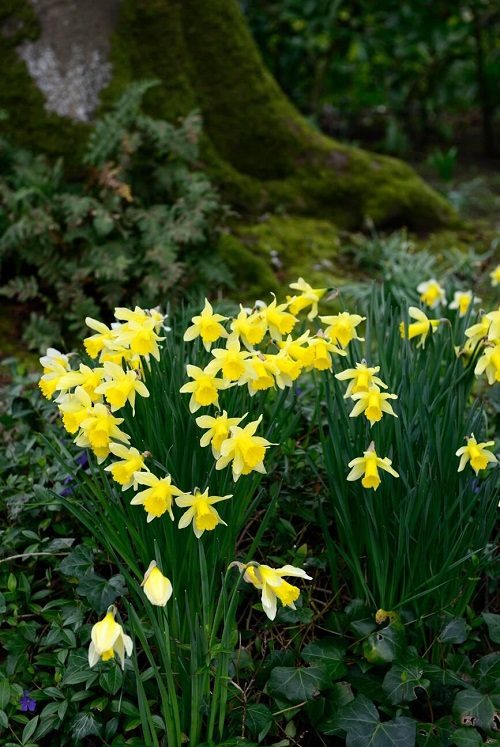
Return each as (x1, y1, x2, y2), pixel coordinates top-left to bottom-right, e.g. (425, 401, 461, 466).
(1, 0, 456, 230)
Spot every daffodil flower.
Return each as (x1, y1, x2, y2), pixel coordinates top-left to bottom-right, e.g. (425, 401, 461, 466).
(319, 312, 365, 348)
(347, 443, 399, 490)
(335, 361, 387, 399)
(179, 365, 232, 413)
(183, 299, 228, 351)
(258, 295, 298, 341)
(141, 561, 173, 606)
(349, 385, 398, 426)
(40, 347, 71, 374)
(474, 342, 500, 384)
(417, 278, 447, 309)
(204, 335, 252, 381)
(94, 361, 149, 413)
(465, 316, 491, 349)
(57, 387, 93, 434)
(175, 488, 232, 537)
(485, 308, 500, 340)
(130, 472, 183, 522)
(456, 434, 497, 474)
(307, 335, 346, 371)
(112, 318, 164, 360)
(55, 363, 106, 402)
(229, 305, 267, 349)
(490, 264, 500, 287)
(231, 561, 312, 621)
(277, 331, 315, 367)
(88, 606, 133, 669)
(75, 402, 130, 459)
(287, 277, 326, 320)
(399, 307, 440, 348)
(195, 411, 245, 457)
(84, 317, 117, 360)
(216, 415, 274, 481)
(449, 290, 480, 317)
(239, 355, 279, 395)
(105, 443, 147, 490)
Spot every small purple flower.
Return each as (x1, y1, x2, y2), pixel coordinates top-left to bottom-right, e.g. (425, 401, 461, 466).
(19, 690, 36, 712)
(75, 452, 89, 468)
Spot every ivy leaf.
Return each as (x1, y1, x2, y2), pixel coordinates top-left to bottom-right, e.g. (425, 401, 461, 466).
(452, 688, 500, 735)
(451, 727, 483, 747)
(473, 653, 500, 693)
(302, 638, 348, 680)
(316, 682, 355, 734)
(362, 623, 406, 664)
(59, 545, 94, 580)
(71, 712, 102, 740)
(76, 573, 126, 614)
(62, 650, 99, 687)
(438, 617, 467, 645)
(99, 665, 123, 695)
(267, 665, 330, 703)
(243, 703, 273, 740)
(382, 662, 430, 704)
(334, 695, 416, 746)
(482, 613, 500, 644)
(415, 717, 454, 746)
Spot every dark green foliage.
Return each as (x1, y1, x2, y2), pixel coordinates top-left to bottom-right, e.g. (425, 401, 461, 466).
(244, 0, 500, 156)
(0, 81, 231, 352)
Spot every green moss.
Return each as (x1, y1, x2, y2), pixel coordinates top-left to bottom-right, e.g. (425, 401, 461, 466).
(219, 215, 348, 304)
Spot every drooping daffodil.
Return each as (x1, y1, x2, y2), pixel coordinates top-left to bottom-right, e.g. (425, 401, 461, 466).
(141, 561, 173, 606)
(88, 606, 133, 669)
(231, 561, 312, 621)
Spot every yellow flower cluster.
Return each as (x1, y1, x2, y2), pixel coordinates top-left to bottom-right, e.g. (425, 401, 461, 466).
(181, 282, 368, 481)
(466, 306, 500, 385)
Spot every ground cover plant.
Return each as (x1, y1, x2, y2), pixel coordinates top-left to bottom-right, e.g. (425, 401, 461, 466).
(0, 261, 497, 746)
(0, 81, 230, 353)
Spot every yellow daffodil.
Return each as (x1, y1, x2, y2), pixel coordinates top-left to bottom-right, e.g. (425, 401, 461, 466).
(141, 561, 173, 606)
(216, 414, 274, 481)
(240, 355, 278, 395)
(112, 318, 164, 360)
(88, 606, 133, 669)
(287, 277, 326, 320)
(258, 296, 298, 341)
(417, 278, 447, 309)
(335, 361, 387, 399)
(490, 264, 500, 287)
(105, 443, 147, 490)
(55, 363, 106, 402)
(474, 342, 500, 384)
(349, 385, 398, 426)
(40, 347, 71, 374)
(204, 335, 252, 381)
(277, 331, 315, 367)
(465, 316, 491, 349)
(485, 308, 500, 340)
(231, 561, 312, 621)
(39, 361, 71, 400)
(57, 387, 93, 434)
(179, 364, 232, 413)
(175, 488, 232, 537)
(195, 411, 245, 457)
(456, 434, 497, 474)
(84, 317, 118, 360)
(399, 306, 440, 348)
(75, 403, 130, 459)
(319, 312, 365, 348)
(94, 361, 149, 413)
(183, 299, 228, 351)
(449, 290, 480, 317)
(229, 305, 267, 349)
(347, 443, 399, 490)
(265, 351, 302, 383)
(307, 335, 346, 371)
(131, 472, 183, 522)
